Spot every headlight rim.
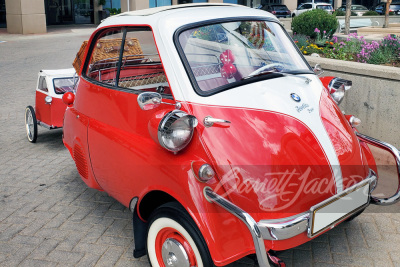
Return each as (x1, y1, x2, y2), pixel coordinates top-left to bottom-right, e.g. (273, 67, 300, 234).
(157, 110, 197, 153)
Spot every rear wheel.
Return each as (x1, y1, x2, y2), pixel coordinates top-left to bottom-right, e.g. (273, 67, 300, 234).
(146, 202, 213, 267)
(25, 106, 37, 143)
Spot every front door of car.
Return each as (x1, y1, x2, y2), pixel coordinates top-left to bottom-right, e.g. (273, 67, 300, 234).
(81, 26, 174, 205)
(300, 4, 312, 14)
(35, 75, 52, 125)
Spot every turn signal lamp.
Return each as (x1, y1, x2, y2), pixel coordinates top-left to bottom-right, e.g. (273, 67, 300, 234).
(198, 164, 215, 182)
(345, 115, 361, 128)
(192, 161, 215, 182)
(349, 116, 361, 128)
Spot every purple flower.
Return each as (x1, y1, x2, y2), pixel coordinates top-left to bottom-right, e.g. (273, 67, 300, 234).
(314, 28, 320, 33)
(323, 30, 326, 34)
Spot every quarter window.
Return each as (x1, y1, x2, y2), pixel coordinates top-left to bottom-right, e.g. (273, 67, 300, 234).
(38, 76, 48, 92)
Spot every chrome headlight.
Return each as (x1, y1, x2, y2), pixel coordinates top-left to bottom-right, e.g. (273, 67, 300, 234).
(330, 84, 345, 105)
(158, 110, 198, 153)
(328, 78, 352, 105)
(45, 95, 53, 104)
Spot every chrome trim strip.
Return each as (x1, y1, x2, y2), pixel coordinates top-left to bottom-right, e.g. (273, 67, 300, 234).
(258, 213, 309, 241)
(203, 188, 271, 267)
(356, 132, 400, 205)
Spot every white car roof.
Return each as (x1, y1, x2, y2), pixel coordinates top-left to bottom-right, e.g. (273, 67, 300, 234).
(40, 68, 76, 78)
(98, 4, 278, 31)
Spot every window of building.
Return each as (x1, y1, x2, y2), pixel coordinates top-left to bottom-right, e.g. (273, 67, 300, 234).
(149, 0, 172, 8)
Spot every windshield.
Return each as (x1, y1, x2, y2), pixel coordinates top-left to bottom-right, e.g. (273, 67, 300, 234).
(53, 77, 75, 94)
(178, 20, 311, 94)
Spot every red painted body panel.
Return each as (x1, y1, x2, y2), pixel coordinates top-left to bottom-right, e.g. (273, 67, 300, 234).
(50, 97, 67, 127)
(319, 89, 369, 189)
(35, 91, 67, 128)
(35, 91, 51, 125)
(187, 102, 336, 218)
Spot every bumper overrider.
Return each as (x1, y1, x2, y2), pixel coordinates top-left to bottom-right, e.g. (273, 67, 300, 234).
(204, 133, 400, 267)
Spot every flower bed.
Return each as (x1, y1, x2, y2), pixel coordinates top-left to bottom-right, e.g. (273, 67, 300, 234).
(293, 29, 400, 67)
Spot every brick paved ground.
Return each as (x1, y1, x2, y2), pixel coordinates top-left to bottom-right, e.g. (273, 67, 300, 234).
(0, 25, 400, 267)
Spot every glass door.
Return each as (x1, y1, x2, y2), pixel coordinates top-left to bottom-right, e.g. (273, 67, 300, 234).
(74, 0, 94, 24)
(0, 0, 6, 28)
(46, 0, 73, 24)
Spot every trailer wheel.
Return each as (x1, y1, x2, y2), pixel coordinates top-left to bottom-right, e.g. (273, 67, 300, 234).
(146, 202, 213, 267)
(25, 106, 38, 143)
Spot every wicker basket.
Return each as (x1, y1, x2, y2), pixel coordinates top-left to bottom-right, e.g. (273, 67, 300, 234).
(73, 38, 143, 73)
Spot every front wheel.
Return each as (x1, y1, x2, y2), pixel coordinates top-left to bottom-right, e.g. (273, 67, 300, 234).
(147, 202, 214, 267)
(25, 106, 37, 143)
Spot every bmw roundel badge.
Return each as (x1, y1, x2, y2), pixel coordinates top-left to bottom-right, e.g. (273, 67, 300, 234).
(290, 93, 301, 102)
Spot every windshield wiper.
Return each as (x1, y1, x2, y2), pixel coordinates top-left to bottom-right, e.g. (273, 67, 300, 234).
(242, 64, 313, 84)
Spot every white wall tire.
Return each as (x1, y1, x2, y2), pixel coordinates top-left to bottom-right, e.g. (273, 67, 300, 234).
(146, 202, 213, 267)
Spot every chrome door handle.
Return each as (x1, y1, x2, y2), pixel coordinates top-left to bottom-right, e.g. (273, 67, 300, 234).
(204, 116, 231, 127)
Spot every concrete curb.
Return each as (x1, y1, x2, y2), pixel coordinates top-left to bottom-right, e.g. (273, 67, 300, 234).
(306, 56, 400, 81)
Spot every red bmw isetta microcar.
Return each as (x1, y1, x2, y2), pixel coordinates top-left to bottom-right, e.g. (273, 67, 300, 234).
(25, 68, 76, 143)
(63, 4, 400, 267)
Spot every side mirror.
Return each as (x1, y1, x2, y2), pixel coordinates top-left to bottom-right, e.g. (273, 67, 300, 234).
(62, 92, 75, 106)
(313, 64, 324, 76)
(137, 92, 162, 111)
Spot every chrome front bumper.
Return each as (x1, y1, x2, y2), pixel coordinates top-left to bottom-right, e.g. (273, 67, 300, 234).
(204, 133, 400, 267)
(204, 170, 376, 267)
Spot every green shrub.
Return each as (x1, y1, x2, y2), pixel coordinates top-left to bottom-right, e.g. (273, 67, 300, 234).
(292, 9, 338, 39)
(363, 10, 379, 16)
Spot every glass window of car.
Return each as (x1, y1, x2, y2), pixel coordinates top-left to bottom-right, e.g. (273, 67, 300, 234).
(352, 5, 368, 10)
(117, 28, 170, 95)
(54, 78, 75, 94)
(38, 76, 48, 92)
(178, 20, 311, 94)
(316, 5, 332, 10)
(86, 28, 124, 86)
(85, 27, 171, 96)
(297, 4, 304, 10)
(273, 5, 288, 11)
(303, 4, 312, 9)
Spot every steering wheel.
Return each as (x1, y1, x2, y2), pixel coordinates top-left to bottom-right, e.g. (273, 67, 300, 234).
(248, 63, 285, 78)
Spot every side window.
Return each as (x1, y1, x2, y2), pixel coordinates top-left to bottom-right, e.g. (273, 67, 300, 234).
(118, 28, 170, 95)
(38, 76, 48, 92)
(86, 28, 124, 86)
(304, 4, 312, 9)
(85, 27, 171, 96)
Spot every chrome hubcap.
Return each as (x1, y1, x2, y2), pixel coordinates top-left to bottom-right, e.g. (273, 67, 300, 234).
(161, 238, 190, 267)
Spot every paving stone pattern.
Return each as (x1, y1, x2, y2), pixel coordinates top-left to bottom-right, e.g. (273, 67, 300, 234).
(0, 26, 400, 267)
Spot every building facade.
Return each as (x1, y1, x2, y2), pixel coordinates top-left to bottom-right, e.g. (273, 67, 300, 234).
(3, 0, 380, 34)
